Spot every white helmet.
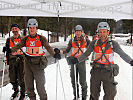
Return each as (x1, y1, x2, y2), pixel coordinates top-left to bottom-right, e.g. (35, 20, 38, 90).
(75, 25, 83, 31)
(97, 22, 110, 31)
(27, 18, 38, 27)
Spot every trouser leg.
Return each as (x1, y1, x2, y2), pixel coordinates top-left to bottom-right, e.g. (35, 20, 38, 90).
(9, 58, 18, 91)
(17, 60, 25, 94)
(70, 64, 79, 98)
(90, 68, 101, 100)
(102, 70, 117, 100)
(24, 61, 36, 100)
(32, 67, 47, 100)
(78, 61, 88, 99)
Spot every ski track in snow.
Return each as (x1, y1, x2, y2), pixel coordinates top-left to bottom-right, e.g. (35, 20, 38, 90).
(0, 45, 132, 100)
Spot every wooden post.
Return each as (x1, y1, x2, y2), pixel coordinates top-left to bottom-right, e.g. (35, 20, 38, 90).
(64, 17, 67, 41)
(57, 10, 59, 42)
(23, 17, 27, 36)
(48, 31, 49, 43)
(1, 17, 4, 37)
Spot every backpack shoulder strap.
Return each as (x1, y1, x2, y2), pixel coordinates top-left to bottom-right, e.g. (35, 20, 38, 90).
(24, 35, 29, 45)
(94, 39, 99, 47)
(38, 35, 44, 47)
(10, 37, 14, 45)
(108, 36, 113, 50)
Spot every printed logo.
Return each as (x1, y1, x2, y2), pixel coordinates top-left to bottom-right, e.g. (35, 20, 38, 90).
(14, 41, 19, 45)
(99, 47, 105, 52)
(30, 41, 35, 46)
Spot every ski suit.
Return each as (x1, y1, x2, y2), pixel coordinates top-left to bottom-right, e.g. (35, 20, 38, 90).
(78, 39, 132, 100)
(6, 36, 25, 95)
(11, 34, 55, 100)
(63, 36, 90, 99)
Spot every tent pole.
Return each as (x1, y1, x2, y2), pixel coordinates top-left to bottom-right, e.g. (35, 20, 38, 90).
(57, 10, 59, 42)
(57, 2, 61, 42)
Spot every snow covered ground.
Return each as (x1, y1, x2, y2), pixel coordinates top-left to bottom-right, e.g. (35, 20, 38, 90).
(0, 44, 132, 100)
(0, 34, 132, 100)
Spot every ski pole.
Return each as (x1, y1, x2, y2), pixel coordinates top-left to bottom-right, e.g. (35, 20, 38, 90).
(0, 54, 6, 100)
(57, 60, 66, 100)
(132, 40, 133, 99)
(74, 64, 78, 100)
(56, 59, 58, 100)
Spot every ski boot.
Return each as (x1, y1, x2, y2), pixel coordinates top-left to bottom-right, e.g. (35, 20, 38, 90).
(11, 89, 19, 99)
(82, 98, 86, 100)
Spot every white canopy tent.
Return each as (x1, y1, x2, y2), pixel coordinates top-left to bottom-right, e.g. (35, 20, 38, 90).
(0, 0, 133, 20)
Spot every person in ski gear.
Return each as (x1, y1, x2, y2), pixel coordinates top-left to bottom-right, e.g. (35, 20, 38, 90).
(3, 24, 25, 100)
(60, 25, 91, 100)
(10, 18, 61, 100)
(69, 22, 133, 100)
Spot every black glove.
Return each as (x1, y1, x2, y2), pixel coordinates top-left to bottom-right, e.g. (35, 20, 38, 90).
(2, 46, 7, 53)
(70, 57, 79, 64)
(54, 48, 61, 59)
(130, 60, 133, 66)
(54, 53, 61, 59)
(54, 48, 60, 54)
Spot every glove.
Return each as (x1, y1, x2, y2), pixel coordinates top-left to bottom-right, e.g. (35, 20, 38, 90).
(130, 60, 133, 66)
(54, 48, 61, 59)
(2, 46, 7, 53)
(54, 48, 60, 54)
(70, 57, 79, 64)
(54, 53, 61, 59)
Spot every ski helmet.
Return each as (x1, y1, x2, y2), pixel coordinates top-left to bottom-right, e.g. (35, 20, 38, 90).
(75, 25, 83, 31)
(27, 18, 38, 27)
(97, 22, 110, 31)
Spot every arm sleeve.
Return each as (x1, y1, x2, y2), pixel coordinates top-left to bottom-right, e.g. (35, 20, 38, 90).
(112, 40, 132, 63)
(42, 36, 55, 56)
(63, 39, 72, 54)
(5, 38, 10, 50)
(11, 37, 26, 53)
(78, 40, 96, 62)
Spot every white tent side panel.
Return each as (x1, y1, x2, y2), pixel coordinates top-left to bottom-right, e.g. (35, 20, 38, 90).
(0, 0, 133, 19)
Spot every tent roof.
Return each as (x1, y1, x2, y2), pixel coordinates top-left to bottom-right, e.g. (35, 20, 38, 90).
(0, 0, 133, 20)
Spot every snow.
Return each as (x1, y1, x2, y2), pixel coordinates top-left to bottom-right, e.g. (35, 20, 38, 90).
(37, 29, 52, 40)
(0, 33, 132, 100)
(0, 44, 132, 100)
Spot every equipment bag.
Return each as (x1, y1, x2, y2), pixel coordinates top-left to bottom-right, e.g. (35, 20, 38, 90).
(111, 64, 119, 76)
(30, 56, 48, 69)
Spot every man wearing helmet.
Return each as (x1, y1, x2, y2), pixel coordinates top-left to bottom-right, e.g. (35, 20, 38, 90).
(60, 25, 91, 100)
(69, 22, 133, 100)
(10, 18, 61, 100)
